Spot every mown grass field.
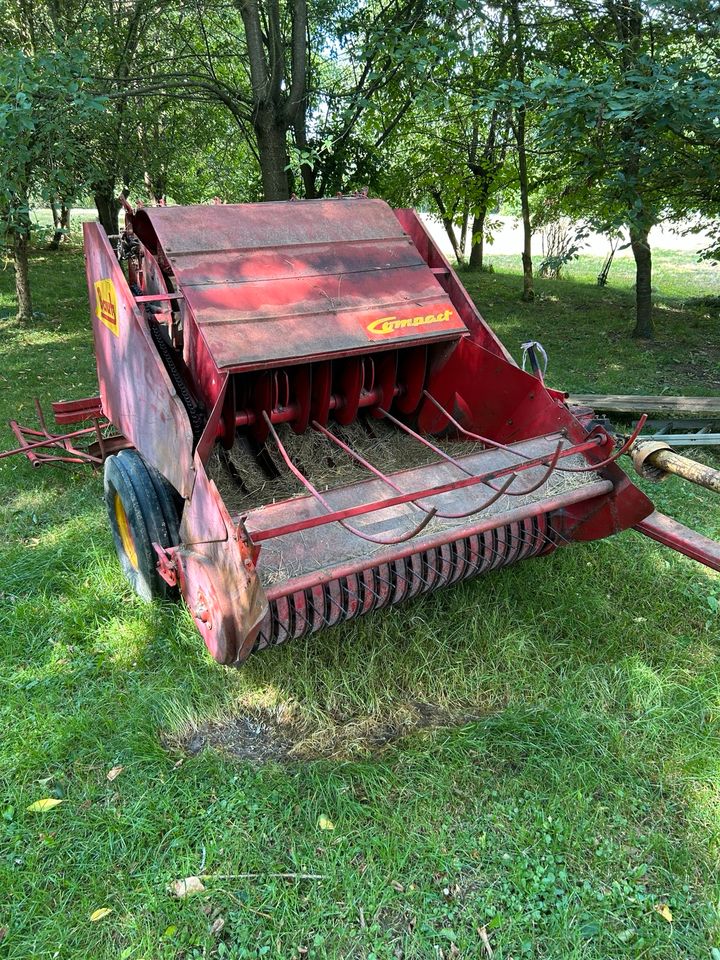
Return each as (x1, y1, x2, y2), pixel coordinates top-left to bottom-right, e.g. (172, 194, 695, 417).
(1, 229, 719, 960)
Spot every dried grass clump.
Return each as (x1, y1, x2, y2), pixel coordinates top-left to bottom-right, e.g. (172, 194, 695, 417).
(207, 418, 486, 515)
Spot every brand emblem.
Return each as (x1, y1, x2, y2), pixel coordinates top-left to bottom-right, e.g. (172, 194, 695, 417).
(95, 278, 119, 336)
(366, 308, 454, 337)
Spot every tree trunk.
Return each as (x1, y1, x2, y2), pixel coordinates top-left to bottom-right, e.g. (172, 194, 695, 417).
(443, 220, 463, 264)
(14, 230, 33, 322)
(631, 227, 653, 338)
(431, 190, 463, 263)
(516, 110, 534, 302)
(256, 114, 291, 201)
(144, 170, 166, 205)
(469, 210, 486, 270)
(509, 0, 534, 302)
(239, 0, 306, 202)
(459, 199, 470, 258)
(95, 188, 119, 236)
(49, 201, 70, 250)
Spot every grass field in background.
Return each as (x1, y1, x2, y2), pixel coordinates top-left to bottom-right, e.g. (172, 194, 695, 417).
(0, 230, 719, 959)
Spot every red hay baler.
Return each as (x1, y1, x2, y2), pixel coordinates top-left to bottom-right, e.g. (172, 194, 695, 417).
(4, 197, 720, 664)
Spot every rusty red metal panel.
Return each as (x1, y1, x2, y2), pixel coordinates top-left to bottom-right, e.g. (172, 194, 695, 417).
(83, 222, 195, 498)
(181, 268, 462, 371)
(132, 199, 467, 372)
(138, 196, 421, 254)
(177, 448, 268, 664)
(634, 511, 720, 571)
(52, 396, 103, 424)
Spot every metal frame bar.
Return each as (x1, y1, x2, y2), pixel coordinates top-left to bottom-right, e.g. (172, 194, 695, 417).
(635, 511, 720, 571)
(1, 399, 113, 467)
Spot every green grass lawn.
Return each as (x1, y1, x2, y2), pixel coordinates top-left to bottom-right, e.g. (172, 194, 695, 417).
(1, 235, 719, 960)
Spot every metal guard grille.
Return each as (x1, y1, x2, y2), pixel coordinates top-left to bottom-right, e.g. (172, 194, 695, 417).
(252, 513, 554, 652)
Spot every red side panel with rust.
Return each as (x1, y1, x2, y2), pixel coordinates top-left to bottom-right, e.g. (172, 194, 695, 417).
(83, 222, 195, 499)
(132, 199, 468, 372)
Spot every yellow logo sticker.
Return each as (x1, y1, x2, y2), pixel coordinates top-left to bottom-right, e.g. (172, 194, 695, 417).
(366, 308, 454, 337)
(95, 278, 119, 336)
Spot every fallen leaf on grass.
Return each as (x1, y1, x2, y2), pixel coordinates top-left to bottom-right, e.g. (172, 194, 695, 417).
(210, 917, 225, 935)
(106, 766, 124, 782)
(89, 908, 113, 922)
(317, 816, 334, 831)
(390, 880, 405, 892)
(0, 928, 7, 943)
(655, 903, 673, 923)
(27, 798, 63, 813)
(478, 925, 494, 958)
(168, 876, 206, 898)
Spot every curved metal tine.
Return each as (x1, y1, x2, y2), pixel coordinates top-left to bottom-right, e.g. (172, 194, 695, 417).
(263, 412, 437, 545)
(429, 474, 515, 518)
(311, 419, 427, 513)
(422, 390, 612, 475)
(501, 439, 563, 495)
(379, 408, 475, 477)
(379, 407, 529, 499)
(311, 419, 517, 520)
(552, 415, 648, 472)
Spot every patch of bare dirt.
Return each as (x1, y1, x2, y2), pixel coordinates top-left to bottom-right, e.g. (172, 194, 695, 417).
(176, 714, 295, 764)
(167, 700, 493, 765)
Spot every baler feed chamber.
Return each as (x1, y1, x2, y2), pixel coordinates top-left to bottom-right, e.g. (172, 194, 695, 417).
(124, 198, 655, 664)
(209, 423, 616, 654)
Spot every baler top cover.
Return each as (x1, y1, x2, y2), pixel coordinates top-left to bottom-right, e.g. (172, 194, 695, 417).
(132, 198, 468, 372)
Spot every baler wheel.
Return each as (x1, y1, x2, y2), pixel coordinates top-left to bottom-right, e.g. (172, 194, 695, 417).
(104, 450, 181, 601)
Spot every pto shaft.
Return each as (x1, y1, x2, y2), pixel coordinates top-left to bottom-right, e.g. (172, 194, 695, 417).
(631, 440, 720, 493)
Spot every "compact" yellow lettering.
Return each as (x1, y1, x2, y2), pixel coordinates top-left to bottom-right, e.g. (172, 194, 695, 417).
(367, 309, 453, 336)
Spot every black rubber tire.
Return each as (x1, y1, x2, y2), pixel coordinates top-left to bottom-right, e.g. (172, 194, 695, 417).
(104, 450, 181, 601)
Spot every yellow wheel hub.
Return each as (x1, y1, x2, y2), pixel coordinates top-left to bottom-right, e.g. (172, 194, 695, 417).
(114, 492, 139, 571)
